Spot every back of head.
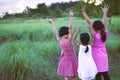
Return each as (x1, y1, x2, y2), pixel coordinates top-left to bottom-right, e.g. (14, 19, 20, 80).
(93, 20, 106, 42)
(59, 26, 69, 37)
(93, 20, 104, 31)
(80, 33, 90, 45)
(80, 33, 90, 53)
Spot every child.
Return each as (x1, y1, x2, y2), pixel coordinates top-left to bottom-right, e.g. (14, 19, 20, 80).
(47, 11, 78, 80)
(81, 5, 110, 80)
(73, 27, 97, 80)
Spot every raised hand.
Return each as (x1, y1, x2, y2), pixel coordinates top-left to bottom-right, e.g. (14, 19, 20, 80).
(69, 10, 74, 17)
(102, 5, 109, 32)
(47, 18, 53, 24)
(81, 5, 86, 12)
(101, 5, 109, 13)
(46, 18, 60, 41)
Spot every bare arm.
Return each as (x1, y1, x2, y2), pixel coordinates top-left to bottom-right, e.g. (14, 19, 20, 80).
(81, 5, 94, 38)
(81, 5, 92, 25)
(68, 10, 74, 40)
(47, 19, 60, 41)
(73, 27, 80, 47)
(102, 5, 109, 32)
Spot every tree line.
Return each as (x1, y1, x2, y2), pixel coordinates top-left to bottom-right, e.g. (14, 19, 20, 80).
(2, 0, 120, 19)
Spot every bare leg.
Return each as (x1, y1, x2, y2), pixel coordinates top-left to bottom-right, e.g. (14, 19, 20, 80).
(64, 77, 69, 80)
(71, 76, 76, 80)
(102, 72, 110, 80)
(96, 73, 102, 80)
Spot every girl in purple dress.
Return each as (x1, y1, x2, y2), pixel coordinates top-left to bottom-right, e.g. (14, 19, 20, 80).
(81, 5, 110, 80)
(47, 11, 78, 80)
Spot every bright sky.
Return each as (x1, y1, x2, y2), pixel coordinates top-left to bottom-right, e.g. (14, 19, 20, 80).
(0, 0, 79, 16)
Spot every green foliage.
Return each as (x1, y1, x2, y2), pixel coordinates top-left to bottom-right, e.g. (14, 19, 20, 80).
(37, 3, 50, 17)
(104, 0, 120, 16)
(73, 1, 103, 18)
(2, 1, 120, 19)
(108, 17, 120, 35)
(52, 7, 63, 17)
(0, 41, 60, 80)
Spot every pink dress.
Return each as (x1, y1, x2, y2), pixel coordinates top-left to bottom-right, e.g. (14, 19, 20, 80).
(92, 31, 109, 72)
(57, 39, 78, 76)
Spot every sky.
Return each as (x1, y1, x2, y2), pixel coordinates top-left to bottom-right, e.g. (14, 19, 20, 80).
(0, 0, 79, 16)
(0, 0, 104, 17)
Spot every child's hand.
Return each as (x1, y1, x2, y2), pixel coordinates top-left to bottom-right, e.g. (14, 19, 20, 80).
(101, 5, 109, 13)
(81, 5, 86, 12)
(76, 27, 81, 32)
(47, 19, 53, 24)
(69, 10, 74, 17)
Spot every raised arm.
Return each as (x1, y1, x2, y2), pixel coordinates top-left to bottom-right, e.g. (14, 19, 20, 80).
(101, 5, 109, 32)
(81, 5, 92, 25)
(81, 5, 94, 38)
(68, 10, 74, 40)
(47, 19, 60, 41)
(73, 27, 80, 47)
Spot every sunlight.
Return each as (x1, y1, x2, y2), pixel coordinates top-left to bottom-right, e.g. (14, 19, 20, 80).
(82, 0, 104, 5)
(16, 0, 25, 13)
(88, 0, 94, 4)
(95, 0, 104, 5)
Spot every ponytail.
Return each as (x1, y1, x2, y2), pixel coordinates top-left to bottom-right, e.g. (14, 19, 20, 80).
(93, 20, 106, 42)
(85, 46, 89, 53)
(80, 33, 90, 53)
(101, 29, 106, 42)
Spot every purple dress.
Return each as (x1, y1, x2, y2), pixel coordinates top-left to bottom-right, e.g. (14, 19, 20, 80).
(92, 31, 109, 72)
(57, 39, 78, 76)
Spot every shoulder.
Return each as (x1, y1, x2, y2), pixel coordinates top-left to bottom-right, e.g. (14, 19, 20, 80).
(79, 44, 82, 47)
(66, 38, 71, 42)
(79, 44, 82, 49)
(88, 45, 91, 48)
(58, 38, 62, 44)
(105, 30, 109, 35)
(93, 31, 97, 35)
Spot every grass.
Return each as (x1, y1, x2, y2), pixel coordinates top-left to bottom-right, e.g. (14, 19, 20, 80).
(0, 17, 120, 80)
(0, 41, 60, 80)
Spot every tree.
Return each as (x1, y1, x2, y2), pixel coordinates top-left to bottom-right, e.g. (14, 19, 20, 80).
(53, 6, 63, 17)
(73, 1, 85, 17)
(3, 12, 13, 19)
(104, 0, 120, 16)
(37, 3, 50, 17)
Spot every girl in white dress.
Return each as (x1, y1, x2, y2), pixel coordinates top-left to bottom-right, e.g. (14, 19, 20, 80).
(73, 27, 98, 80)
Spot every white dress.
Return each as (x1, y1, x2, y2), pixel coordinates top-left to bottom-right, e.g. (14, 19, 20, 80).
(78, 45, 98, 80)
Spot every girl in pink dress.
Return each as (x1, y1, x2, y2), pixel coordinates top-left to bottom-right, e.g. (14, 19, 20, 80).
(81, 5, 110, 80)
(47, 11, 78, 80)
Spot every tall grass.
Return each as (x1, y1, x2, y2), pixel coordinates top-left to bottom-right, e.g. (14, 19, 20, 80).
(0, 17, 120, 80)
(0, 41, 60, 80)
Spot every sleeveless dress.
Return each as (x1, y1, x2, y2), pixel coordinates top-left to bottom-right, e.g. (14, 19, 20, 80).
(78, 45, 97, 80)
(92, 31, 109, 72)
(57, 39, 78, 76)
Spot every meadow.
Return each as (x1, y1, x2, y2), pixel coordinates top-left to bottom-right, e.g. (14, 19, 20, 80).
(0, 17, 120, 80)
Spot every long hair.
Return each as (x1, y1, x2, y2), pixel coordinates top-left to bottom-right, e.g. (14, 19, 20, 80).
(80, 33, 90, 53)
(93, 20, 106, 42)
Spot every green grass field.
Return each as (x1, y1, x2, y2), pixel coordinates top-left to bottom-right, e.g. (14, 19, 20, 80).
(0, 17, 120, 80)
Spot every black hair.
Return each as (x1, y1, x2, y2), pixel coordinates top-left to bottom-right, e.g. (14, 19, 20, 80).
(93, 20, 106, 42)
(80, 33, 90, 53)
(59, 26, 69, 37)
